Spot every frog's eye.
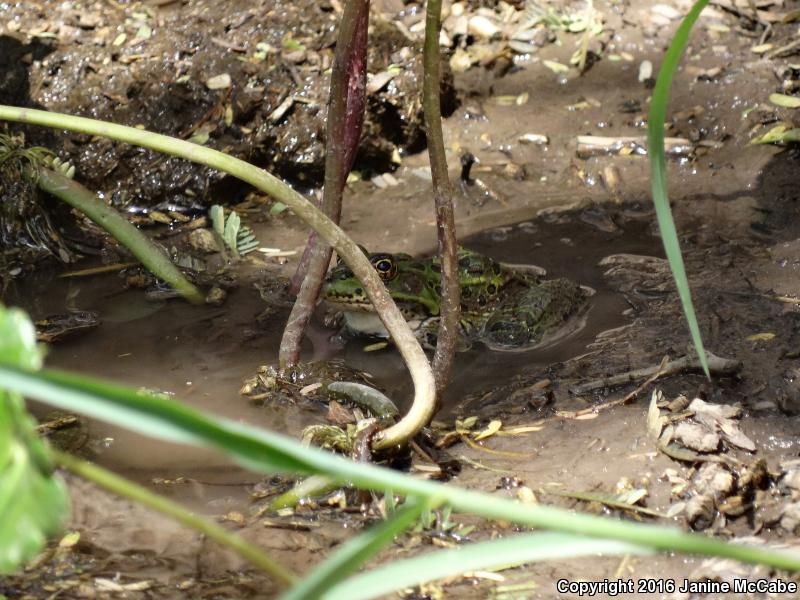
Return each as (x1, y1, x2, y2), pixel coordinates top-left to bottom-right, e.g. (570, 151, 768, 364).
(370, 254, 397, 281)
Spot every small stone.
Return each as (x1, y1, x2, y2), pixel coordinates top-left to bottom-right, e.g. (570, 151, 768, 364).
(780, 502, 800, 534)
(693, 463, 734, 500)
(188, 229, 219, 253)
(638, 60, 653, 82)
(205, 286, 226, 306)
(685, 493, 716, 530)
(206, 73, 232, 90)
(468, 15, 500, 39)
(783, 469, 800, 490)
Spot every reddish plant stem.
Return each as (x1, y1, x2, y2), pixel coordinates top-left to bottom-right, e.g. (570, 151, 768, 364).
(423, 0, 460, 404)
(279, 0, 370, 367)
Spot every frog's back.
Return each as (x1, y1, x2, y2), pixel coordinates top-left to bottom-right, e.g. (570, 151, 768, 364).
(479, 277, 586, 350)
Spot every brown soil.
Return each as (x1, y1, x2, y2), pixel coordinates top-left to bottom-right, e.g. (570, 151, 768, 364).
(5, 0, 800, 598)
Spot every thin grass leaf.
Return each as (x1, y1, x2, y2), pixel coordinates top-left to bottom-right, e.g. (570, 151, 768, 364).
(323, 532, 650, 600)
(281, 499, 432, 600)
(2, 363, 800, 572)
(647, 0, 710, 377)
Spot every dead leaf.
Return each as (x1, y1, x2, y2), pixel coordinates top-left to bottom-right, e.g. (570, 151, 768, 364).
(746, 332, 776, 342)
(647, 389, 664, 441)
(474, 419, 502, 441)
(674, 422, 720, 452)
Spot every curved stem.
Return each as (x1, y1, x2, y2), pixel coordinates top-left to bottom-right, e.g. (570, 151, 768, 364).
(0, 105, 435, 451)
(423, 0, 460, 402)
(36, 168, 204, 305)
(52, 449, 298, 585)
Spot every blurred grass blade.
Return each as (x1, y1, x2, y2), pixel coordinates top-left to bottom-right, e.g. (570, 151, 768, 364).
(0, 364, 317, 475)
(2, 361, 800, 572)
(648, 0, 710, 377)
(323, 532, 650, 600)
(0, 306, 69, 574)
(281, 499, 432, 600)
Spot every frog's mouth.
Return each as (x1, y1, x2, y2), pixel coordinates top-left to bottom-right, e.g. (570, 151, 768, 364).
(323, 295, 375, 312)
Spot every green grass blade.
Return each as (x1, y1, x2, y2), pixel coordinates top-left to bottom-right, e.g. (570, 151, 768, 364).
(323, 532, 650, 600)
(53, 450, 297, 585)
(648, 0, 710, 377)
(281, 499, 433, 600)
(1, 362, 800, 572)
(0, 364, 316, 475)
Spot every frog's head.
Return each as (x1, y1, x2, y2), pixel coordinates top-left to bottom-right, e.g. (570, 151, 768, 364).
(322, 247, 510, 318)
(323, 251, 440, 316)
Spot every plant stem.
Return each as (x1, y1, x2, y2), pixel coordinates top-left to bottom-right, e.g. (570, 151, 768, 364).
(280, 0, 370, 367)
(36, 168, 204, 305)
(0, 105, 435, 451)
(423, 0, 460, 403)
(51, 449, 298, 586)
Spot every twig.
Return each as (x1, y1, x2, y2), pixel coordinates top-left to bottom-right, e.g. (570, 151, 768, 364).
(540, 486, 667, 518)
(577, 135, 692, 158)
(59, 262, 137, 278)
(423, 0, 460, 404)
(560, 356, 671, 418)
(765, 37, 800, 59)
(569, 351, 740, 396)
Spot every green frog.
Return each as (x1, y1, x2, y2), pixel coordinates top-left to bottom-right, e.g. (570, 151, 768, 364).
(321, 247, 587, 351)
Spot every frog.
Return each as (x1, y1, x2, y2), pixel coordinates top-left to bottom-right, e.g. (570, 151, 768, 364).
(35, 310, 100, 343)
(321, 247, 587, 351)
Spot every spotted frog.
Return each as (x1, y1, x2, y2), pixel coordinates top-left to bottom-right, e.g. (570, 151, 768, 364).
(321, 247, 587, 351)
(35, 311, 99, 343)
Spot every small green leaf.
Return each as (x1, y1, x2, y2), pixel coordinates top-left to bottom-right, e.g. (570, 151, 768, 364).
(223, 210, 241, 257)
(0, 305, 69, 575)
(270, 201, 288, 215)
(209, 205, 225, 238)
(769, 93, 800, 108)
(750, 124, 800, 145)
(135, 24, 152, 40)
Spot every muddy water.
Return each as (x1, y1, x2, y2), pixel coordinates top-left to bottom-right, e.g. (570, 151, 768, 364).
(6, 270, 314, 509)
(7, 208, 662, 509)
(339, 207, 663, 416)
